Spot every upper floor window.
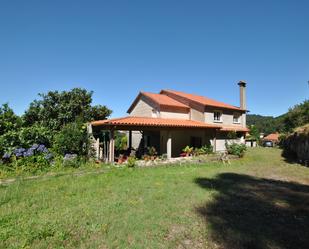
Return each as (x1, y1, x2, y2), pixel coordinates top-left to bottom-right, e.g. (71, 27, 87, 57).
(214, 110, 222, 122)
(233, 112, 241, 124)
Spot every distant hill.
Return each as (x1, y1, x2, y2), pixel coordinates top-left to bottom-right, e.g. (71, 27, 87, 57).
(247, 100, 308, 134)
(247, 114, 279, 134)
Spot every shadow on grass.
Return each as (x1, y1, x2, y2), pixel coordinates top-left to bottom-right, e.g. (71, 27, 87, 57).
(281, 149, 308, 167)
(195, 173, 309, 249)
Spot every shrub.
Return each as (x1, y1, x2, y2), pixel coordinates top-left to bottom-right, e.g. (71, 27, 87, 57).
(0, 144, 53, 173)
(53, 122, 90, 156)
(127, 156, 136, 167)
(182, 146, 193, 156)
(226, 143, 247, 158)
(19, 125, 53, 148)
(62, 154, 85, 168)
(0, 125, 53, 156)
(160, 153, 168, 160)
(147, 146, 157, 157)
(192, 145, 213, 156)
(115, 132, 127, 151)
(200, 145, 213, 154)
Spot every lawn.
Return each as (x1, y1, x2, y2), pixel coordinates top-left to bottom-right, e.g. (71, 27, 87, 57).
(1, 148, 309, 249)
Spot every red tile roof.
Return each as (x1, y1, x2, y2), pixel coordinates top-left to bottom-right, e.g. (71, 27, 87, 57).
(127, 92, 189, 113)
(92, 116, 248, 132)
(263, 133, 280, 141)
(142, 92, 189, 109)
(91, 116, 220, 129)
(161, 89, 245, 111)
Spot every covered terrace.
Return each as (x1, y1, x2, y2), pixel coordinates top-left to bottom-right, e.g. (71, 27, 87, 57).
(90, 116, 224, 163)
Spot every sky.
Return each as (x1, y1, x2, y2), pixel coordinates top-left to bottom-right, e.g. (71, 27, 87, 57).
(0, 0, 308, 118)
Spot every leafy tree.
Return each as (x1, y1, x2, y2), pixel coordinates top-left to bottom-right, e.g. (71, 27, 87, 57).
(53, 122, 90, 156)
(23, 88, 112, 131)
(282, 100, 309, 132)
(249, 125, 260, 140)
(0, 103, 22, 135)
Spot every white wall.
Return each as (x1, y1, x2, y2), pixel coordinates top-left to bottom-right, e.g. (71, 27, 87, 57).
(160, 111, 189, 119)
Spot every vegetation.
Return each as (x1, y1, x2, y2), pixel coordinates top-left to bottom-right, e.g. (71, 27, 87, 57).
(126, 156, 137, 167)
(1, 148, 308, 249)
(247, 114, 280, 134)
(182, 145, 194, 156)
(23, 88, 111, 131)
(115, 131, 128, 151)
(0, 88, 112, 175)
(53, 122, 90, 156)
(281, 124, 309, 164)
(226, 142, 247, 157)
(247, 100, 309, 134)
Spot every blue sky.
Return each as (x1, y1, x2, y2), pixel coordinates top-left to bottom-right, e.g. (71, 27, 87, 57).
(0, 0, 308, 118)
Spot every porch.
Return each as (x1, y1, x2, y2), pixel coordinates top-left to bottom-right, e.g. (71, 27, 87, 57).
(89, 116, 221, 163)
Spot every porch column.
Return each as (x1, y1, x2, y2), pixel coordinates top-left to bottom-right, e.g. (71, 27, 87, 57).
(213, 129, 217, 153)
(109, 129, 115, 163)
(128, 130, 132, 152)
(167, 131, 172, 159)
(95, 137, 100, 159)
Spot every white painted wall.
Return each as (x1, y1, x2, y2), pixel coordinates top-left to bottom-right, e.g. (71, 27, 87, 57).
(160, 111, 189, 119)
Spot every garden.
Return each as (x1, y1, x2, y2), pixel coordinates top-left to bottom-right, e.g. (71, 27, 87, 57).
(0, 88, 111, 178)
(1, 148, 308, 249)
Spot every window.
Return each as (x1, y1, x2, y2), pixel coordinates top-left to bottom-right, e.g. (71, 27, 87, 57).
(233, 113, 241, 123)
(214, 111, 222, 122)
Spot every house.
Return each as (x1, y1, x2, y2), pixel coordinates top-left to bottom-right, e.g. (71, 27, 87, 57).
(90, 81, 249, 162)
(263, 132, 280, 146)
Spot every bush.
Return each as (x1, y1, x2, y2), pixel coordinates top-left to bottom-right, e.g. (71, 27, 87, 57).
(191, 145, 214, 156)
(182, 146, 193, 156)
(62, 154, 85, 168)
(53, 122, 90, 156)
(199, 145, 213, 154)
(115, 132, 127, 151)
(226, 143, 247, 158)
(0, 125, 53, 156)
(147, 146, 157, 157)
(0, 144, 53, 174)
(19, 125, 53, 148)
(127, 156, 136, 167)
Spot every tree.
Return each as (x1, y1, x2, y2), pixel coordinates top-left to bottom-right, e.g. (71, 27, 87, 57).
(23, 88, 112, 131)
(53, 122, 90, 156)
(0, 103, 22, 136)
(249, 125, 260, 140)
(282, 100, 309, 132)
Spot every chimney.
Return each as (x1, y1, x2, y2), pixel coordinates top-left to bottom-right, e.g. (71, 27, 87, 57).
(238, 80, 246, 110)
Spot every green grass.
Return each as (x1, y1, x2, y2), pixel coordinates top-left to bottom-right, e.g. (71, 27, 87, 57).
(1, 148, 309, 249)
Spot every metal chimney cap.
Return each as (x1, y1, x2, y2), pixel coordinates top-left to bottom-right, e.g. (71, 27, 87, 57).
(238, 80, 247, 87)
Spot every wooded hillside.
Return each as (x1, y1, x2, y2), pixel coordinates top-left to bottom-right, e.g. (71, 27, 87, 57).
(247, 100, 309, 134)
